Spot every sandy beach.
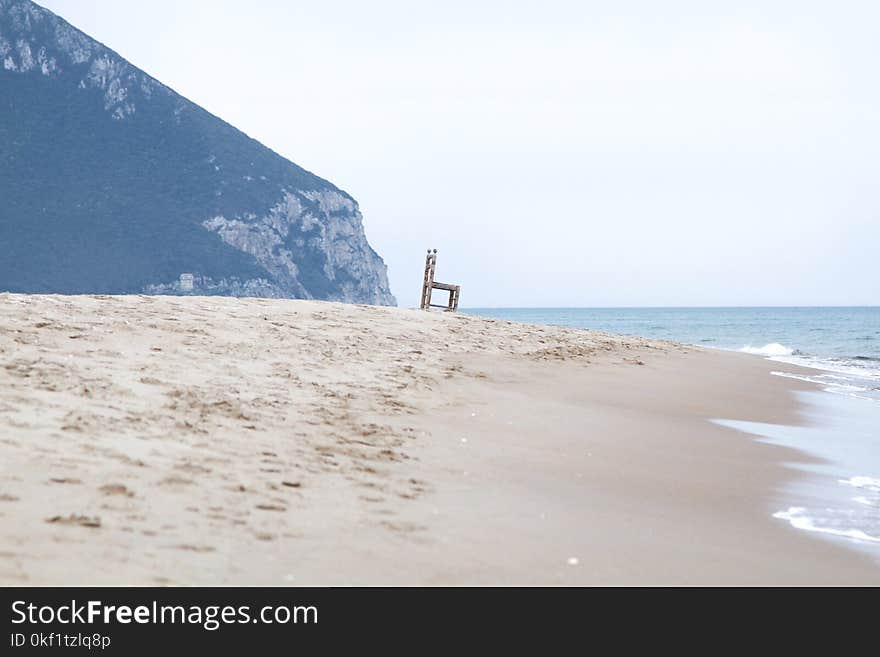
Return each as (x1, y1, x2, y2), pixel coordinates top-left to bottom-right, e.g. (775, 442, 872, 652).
(0, 293, 877, 585)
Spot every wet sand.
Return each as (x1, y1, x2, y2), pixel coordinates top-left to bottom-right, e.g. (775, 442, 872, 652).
(0, 294, 877, 584)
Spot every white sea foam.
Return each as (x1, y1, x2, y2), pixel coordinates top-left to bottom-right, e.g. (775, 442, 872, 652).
(770, 354, 880, 381)
(770, 371, 869, 392)
(839, 476, 880, 493)
(734, 341, 880, 388)
(769, 362, 880, 402)
(739, 343, 795, 357)
(773, 507, 880, 544)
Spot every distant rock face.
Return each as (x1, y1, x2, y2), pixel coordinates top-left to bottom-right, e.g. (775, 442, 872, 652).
(0, 0, 396, 304)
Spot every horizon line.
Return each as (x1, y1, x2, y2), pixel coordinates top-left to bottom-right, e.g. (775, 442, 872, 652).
(460, 305, 880, 310)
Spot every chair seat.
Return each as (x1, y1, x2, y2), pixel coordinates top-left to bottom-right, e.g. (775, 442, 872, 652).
(431, 282, 459, 291)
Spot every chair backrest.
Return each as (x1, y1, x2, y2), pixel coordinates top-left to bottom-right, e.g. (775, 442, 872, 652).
(420, 249, 438, 309)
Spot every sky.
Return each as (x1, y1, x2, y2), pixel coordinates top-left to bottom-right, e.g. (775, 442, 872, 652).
(38, 1, 879, 307)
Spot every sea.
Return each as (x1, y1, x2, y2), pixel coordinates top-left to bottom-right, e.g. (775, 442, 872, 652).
(463, 307, 880, 556)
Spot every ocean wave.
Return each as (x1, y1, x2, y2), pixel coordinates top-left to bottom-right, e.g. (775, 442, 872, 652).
(774, 355, 880, 380)
(739, 343, 796, 357)
(770, 371, 870, 392)
(773, 507, 880, 544)
(734, 344, 879, 373)
(841, 477, 880, 509)
(839, 476, 880, 493)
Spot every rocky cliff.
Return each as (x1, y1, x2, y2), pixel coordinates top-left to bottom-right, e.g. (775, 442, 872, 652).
(0, 0, 395, 304)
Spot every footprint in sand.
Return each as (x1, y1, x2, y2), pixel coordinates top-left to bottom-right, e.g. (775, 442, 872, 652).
(99, 484, 134, 497)
(175, 462, 212, 475)
(46, 514, 101, 528)
(172, 545, 215, 553)
(255, 504, 286, 512)
(159, 475, 194, 486)
(379, 519, 428, 534)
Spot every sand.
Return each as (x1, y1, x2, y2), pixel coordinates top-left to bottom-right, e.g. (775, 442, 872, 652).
(0, 293, 877, 585)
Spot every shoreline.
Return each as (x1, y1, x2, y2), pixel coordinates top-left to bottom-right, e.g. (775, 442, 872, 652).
(0, 294, 878, 584)
(374, 349, 878, 585)
(717, 388, 880, 558)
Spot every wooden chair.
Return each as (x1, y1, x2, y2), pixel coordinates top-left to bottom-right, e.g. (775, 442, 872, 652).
(419, 249, 460, 311)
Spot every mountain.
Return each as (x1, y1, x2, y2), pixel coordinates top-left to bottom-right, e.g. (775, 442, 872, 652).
(0, 0, 395, 304)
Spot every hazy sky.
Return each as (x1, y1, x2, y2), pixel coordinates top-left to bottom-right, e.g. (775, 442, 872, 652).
(39, 1, 879, 307)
